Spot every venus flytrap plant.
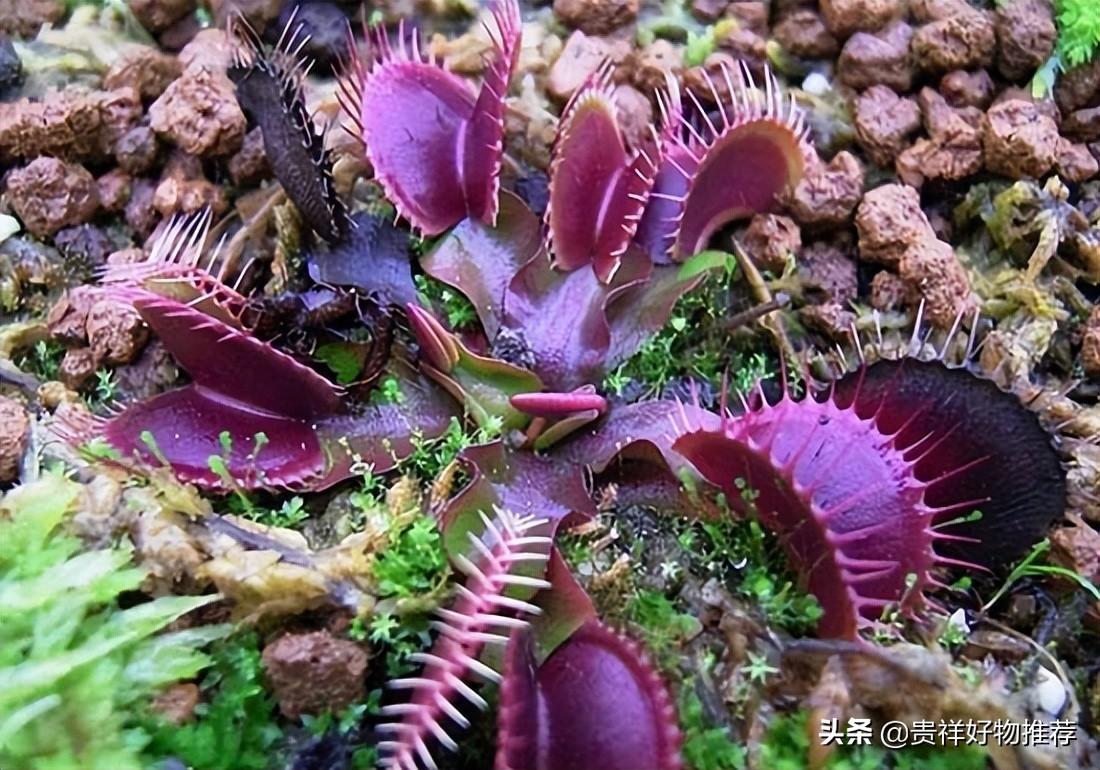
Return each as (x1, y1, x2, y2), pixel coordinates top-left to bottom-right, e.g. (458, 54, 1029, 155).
(544, 61, 659, 283)
(58, 210, 459, 492)
(375, 506, 552, 770)
(339, 0, 812, 430)
(496, 620, 683, 770)
(229, 10, 349, 243)
(337, 0, 521, 235)
(667, 338, 1066, 639)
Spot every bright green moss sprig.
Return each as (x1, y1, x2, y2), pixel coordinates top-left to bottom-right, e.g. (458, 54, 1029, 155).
(0, 475, 228, 770)
(143, 633, 283, 770)
(1057, 0, 1100, 68)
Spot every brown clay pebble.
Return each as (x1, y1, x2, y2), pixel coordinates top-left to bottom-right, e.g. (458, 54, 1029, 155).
(54, 224, 116, 270)
(855, 183, 931, 266)
(1048, 515, 1100, 585)
(104, 46, 183, 102)
(742, 214, 801, 272)
(684, 52, 742, 104)
(48, 286, 102, 345)
(86, 298, 150, 365)
(939, 69, 996, 109)
(0, 396, 28, 483)
(799, 239, 858, 306)
(897, 236, 972, 326)
(853, 85, 921, 167)
(726, 2, 768, 36)
(992, 85, 1061, 124)
(1055, 58, 1100, 115)
(1056, 139, 1100, 184)
(178, 28, 233, 74)
(60, 347, 100, 391)
(910, 0, 972, 23)
(981, 99, 1059, 179)
(125, 178, 159, 238)
(800, 303, 858, 338)
(1064, 107, 1100, 143)
(153, 152, 229, 215)
(262, 631, 369, 719)
(547, 31, 630, 103)
(994, 0, 1056, 82)
(856, 184, 973, 326)
(112, 340, 179, 402)
(896, 88, 983, 186)
(206, 0, 281, 30)
(897, 137, 981, 187)
(714, 24, 767, 73)
(0, 0, 63, 38)
(837, 21, 914, 92)
(97, 169, 132, 213)
(114, 125, 160, 175)
(553, 0, 639, 35)
(148, 68, 246, 157)
(774, 10, 838, 59)
(870, 270, 913, 311)
(625, 40, 682, 95)
(820, 0, 903, 39)
(786, 151, 865, 228)
(0, 89, 141, 163)
(5, 158, 99, 237)
(912, 6, 996, 74)
(128, 0, 196, 33)
(691, 0, 728, 21)
(228, 127, 271, 186)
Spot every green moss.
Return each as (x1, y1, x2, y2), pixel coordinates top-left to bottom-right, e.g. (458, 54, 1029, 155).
(679, 685, 746, 770)
(143, 633, 282, 770)
(372, 516, 449, 600)
(399, 416, 497, 482)
(1057, 0, 1100, 68)
(15, 339, 64, 381)
(676, 502, 823, 635)
(414, 274, 478, 331)
(231, 496, 311, 530)
(605, 261, 774, 398)
(314, 343, 365, 385)
(626, 589, 700, 666)
(761, 711, 990, 770)
(0, 475, 227, 770)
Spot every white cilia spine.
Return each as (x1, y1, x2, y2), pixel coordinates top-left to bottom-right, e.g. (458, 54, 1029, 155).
(376, 507, 552, 770)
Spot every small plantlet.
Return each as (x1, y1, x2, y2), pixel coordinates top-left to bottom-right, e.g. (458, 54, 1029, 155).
(17, 338, 64, 381)
(679, 684, 746, 770)
(375, 376, 405, 406)
(980, 538, 1100, 612)
(79, 436, 123, 462)
(627, 589, 699, 664)
(372, 515, 449, 599)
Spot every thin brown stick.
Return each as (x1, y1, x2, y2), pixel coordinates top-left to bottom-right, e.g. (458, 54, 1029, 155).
(732, 244, 799, 368)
